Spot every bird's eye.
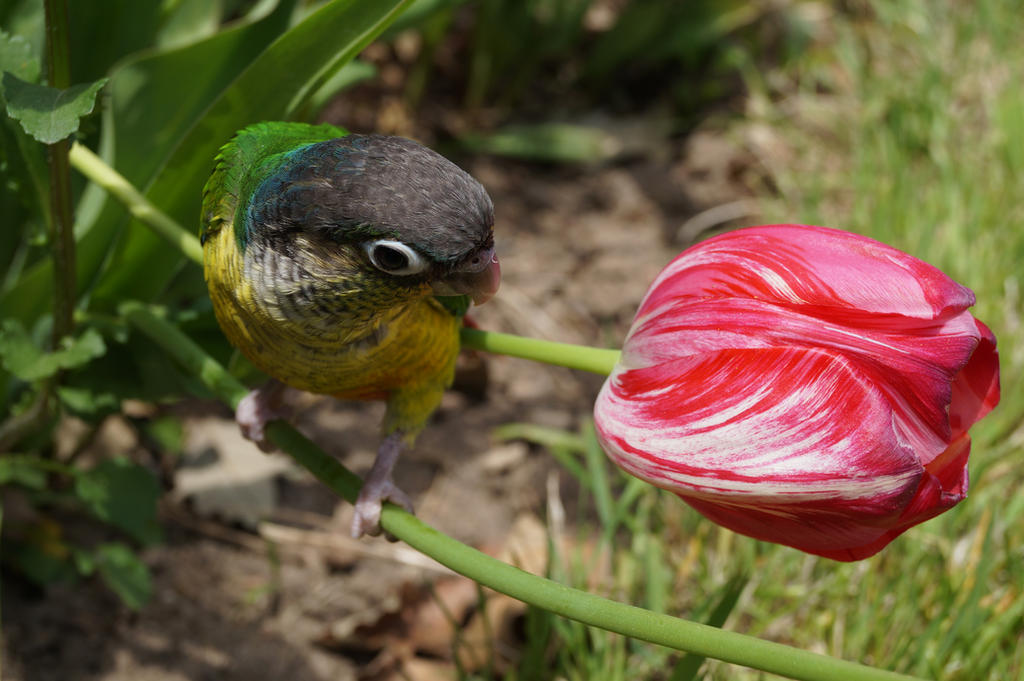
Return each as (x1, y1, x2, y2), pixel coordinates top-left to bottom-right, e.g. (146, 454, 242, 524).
(364, 239, 429, 276)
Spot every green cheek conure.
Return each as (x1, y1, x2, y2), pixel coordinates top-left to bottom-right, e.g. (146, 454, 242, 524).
(200, 122, 500, 537)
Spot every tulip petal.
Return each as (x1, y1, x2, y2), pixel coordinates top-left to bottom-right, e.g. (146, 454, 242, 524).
(683, 497, 904, 562)
(596, 345, 923, 510)
(638, 225, 975, 323)
(623, 296, 983, 469)
(949, 319, 1000, 437)
(824, 434, 972, 561)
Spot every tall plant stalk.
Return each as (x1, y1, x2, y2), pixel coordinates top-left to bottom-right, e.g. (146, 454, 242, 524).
(44, 0, 76, 344)
(0, 0, 78, 451)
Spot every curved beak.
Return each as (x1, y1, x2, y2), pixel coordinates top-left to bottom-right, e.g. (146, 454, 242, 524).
(431, 246, 501, 305)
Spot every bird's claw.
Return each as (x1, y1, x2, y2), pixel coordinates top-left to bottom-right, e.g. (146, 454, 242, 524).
(350, 432, 412, 538)
(351, 479, 414, 539)
(236, 380, 291, 451)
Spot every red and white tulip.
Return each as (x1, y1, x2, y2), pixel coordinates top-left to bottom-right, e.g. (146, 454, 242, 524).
(594, 224, 1000, 561)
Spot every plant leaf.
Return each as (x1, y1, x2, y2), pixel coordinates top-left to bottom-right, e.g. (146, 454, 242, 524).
(300, 58, 377, 119)
(0, 32, 51, 259)
(4, 539, 78, 586)
(56, 384, 120, 416)
(67, 0, 163, 83)
(155, 0, 225, 49)
(0, 28, 41, 84)
(72, 547, 97, 576)
(93, 542, 152, 609)
(0, 455, 48, 489)
(1, 72, 107, 143)
(0, 2, 44, 72)
(0, 0, 295, 324)
(0, 320, 107, 381)
(2, 516, 77, 586)
(458, 123, 621, 163)
(142, 415, 185, 455)
(74, 458, 162, 546)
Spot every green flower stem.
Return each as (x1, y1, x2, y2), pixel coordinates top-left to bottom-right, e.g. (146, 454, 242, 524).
(67, 143, 204, 266)
(45, 0, 75, 342)
(460, 327, 620, 374)
(122, 301, 926, 681)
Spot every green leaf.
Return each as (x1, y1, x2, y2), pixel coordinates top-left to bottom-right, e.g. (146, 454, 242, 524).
(155, 0, 225, 49)
(0, 33, 50, 254)
(1, 515, 77, 586)
(1, 72, 107, 143)
(0, 31, 53, 257)
(56, 309, 230, 409)
(93, 542, 152, 609)
(67, 1, 163, 84)
(0, 455, 48, 489)
(0, 28, 41, 84)
(300, 58, 377, 119)
(4, 538, 78, 586)
(1, 114, 51, 253)
(0, 0, 296, 323)
(458, 123, 621, 163)
(0, 320, 107, 381)
(56, 385, 120, 415)
(72, 547, 97, 576)
(0, 1, 45, 73)
(74, 458, 162, 546)
(142, 415, 185, 455)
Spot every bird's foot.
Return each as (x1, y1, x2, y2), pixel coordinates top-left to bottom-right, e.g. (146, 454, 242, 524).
(235, 379, 291, 451)
(350, 479, 414, 538)
(350, 432, 412, 538)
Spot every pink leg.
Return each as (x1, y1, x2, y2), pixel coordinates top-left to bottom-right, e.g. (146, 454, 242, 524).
(351, 432, 414, 538)
(235, 379, 291, 451)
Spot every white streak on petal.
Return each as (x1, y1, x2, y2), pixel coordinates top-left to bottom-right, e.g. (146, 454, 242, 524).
(594, 347, 922, 504)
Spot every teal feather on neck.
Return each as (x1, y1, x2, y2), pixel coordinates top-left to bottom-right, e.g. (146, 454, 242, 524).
(200, 121, 349, 251)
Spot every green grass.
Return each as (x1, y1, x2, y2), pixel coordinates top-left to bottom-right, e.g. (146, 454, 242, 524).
(746, 4, 1024, 677)
(489, 2, 1024, 679)
(723, 1, 1024, 677)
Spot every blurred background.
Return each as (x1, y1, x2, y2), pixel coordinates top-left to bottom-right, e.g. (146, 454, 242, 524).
(1, 1, 1022, 679)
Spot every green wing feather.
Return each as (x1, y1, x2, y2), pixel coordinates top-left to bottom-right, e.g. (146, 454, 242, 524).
(200, 121, 348, 246)
(434, 295, 471, 318)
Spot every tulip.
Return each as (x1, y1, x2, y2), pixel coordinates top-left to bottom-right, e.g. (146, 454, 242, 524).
(593, 224, 1000, 561)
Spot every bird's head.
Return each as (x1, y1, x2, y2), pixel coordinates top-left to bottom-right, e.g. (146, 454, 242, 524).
(242, 134, 500, 312)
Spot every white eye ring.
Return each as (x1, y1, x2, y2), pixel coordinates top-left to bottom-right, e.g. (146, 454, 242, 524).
(364, 239, 429, 276)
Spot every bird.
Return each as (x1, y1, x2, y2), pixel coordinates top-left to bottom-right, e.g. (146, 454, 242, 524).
(200, 121, 500, 537)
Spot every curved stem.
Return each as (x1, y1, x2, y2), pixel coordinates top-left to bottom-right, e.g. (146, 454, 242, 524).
(121, 301, 927, 681)
(68, 143, 204, 266)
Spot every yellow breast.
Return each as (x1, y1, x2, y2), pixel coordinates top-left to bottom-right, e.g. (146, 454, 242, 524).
(203, 224, 461, 418)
